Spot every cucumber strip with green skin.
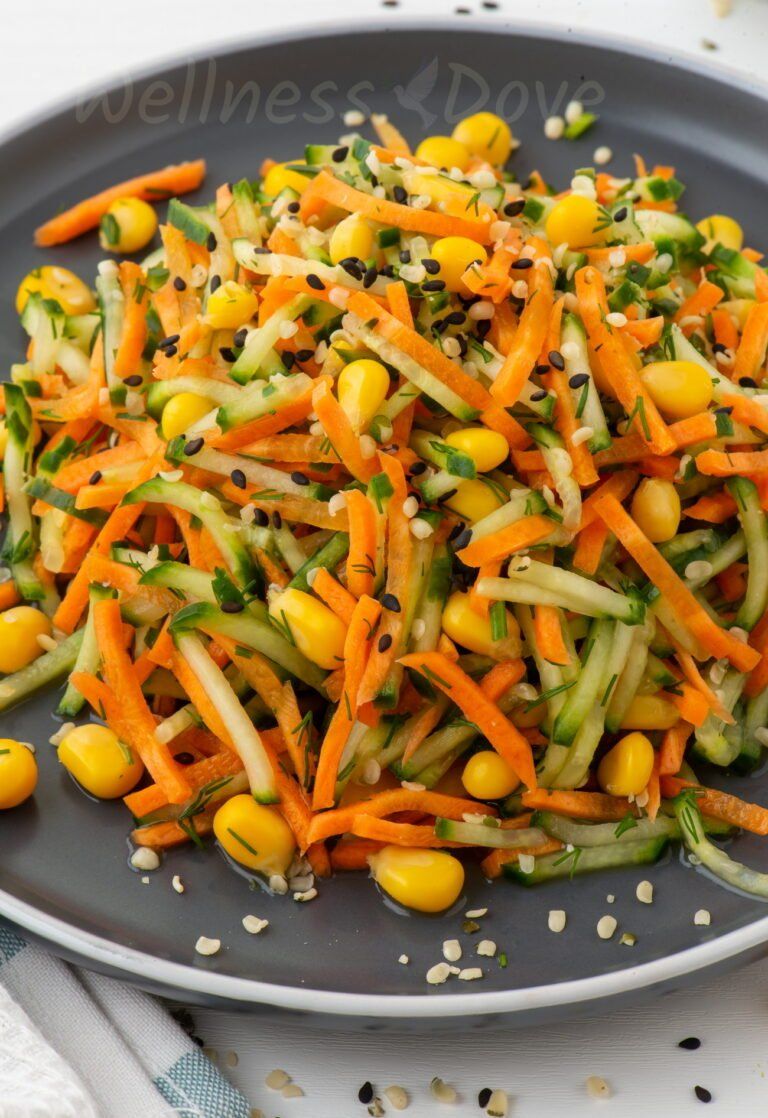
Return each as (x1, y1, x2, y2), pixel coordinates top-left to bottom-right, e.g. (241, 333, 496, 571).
(605, 617, 654, 733)
(230, 294, 312, 383)
(57, 585, 116, 716)
(232, 179, 263, 244)
(165, 441, 315, 501)
(561, 313, 611, 452)
(232, 238, 394, 298)
(533, 811, 681, 846)
(685, 531, 746, 590)
(669, 325, 750, 402)
(726, 477, 768, 629)
(288, 532, 349, 592)
(154, 664, 259, 744)
(480, 564, 645, 625)
(674, 794, 768, 898)
(408, 542, 451, 655)
(377, 696, 452, 770)
(24, 478, 108, 527)
(174, 632, 277, 803)
(170, 600, 327, 693)
(708, 243, 768, 300)
(216, 371, 313, 433)
(343, 312, 480, 423)
(146, 376, 240, 419)
(516, 604, 576, 784)
(463, 490, 546, 544)
(95, 262, 126, 404)
(552, 619, 614, 746)
(645, 650, 678, 688)
(435, 818, 547, 848)
(517, 379, 556, 420)
(20, 293, 67, 378)
(659, 528, 721, 565)
(409, 430, 476, 480)
(634, 209, 702, 249)
(2, 384, 44, 600)
(693, 667, 746, 766)
(124, 478, 255, 587)
(0, 630, 84, 713)
(740, 689, 768, 772)
(503, 836, 669, 885)
(369, 383, 421, 441)
(140, 561, 219, 602)
(271, 521, 308, 574)
(167, 199, 211, 245)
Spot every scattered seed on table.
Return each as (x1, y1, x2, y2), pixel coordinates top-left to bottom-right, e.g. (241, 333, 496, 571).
(694, 1085, 713, 1103)
(679, 1037, 702, 1051)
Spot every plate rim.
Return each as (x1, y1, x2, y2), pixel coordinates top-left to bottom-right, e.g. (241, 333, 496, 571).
(2, 16, 768, 1017)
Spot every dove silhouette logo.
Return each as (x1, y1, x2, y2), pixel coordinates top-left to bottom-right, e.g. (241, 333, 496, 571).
(394, 58, 440, 128)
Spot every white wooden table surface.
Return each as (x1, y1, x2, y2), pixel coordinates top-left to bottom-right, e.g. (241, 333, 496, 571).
(6, 1, 768, 1113)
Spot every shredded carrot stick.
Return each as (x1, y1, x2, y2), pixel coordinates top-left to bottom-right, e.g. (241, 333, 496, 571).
(350, 816, 464, 848)
(385, 280, 414, 328)
(312, 378, 377, 484)
(572, 518, 609, 575)
(533, 606, 570, 665)
(481, 839, 564, 879)
(673, 279, 724, 326)
(307, 788, 492, 844)
(35, 160, 206, 246)
(480, 658, 526, 702)
(696, 448, 768, 477)
(490, 240, 554, 407)
(733, 302, 768, 381)
(456, 513, 554, 567)
(660, 776, 768, 836)
(312, 567, 357, 625)
(345, 489, 378, 598)
(399, 652, 537, 790)
(659, 721, 693, 775)
(521, 788, 637, 820)
(685, 491, 738, 524)
(0, 581, 21, 612)
(371, 114, 412, 156)
(541, 300, 599, 487)
(595, 494, 759, 672)
(670, 683, 710, 727)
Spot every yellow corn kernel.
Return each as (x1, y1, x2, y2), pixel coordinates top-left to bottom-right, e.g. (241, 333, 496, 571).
(545, 194, 606, 249)
(262, 162, 310, 197)
(619, 694, 679, 732)
(99, 197, 158, 255)
(161, 392, 214, 439)
(269, 587, 347, 670)
(329, 214, 375, 265)
(430, 236, 487, 293)
(213, 793, 296, 876)
(205, 280, 259, 330)
(445, 478, 505, 522)
(337, 358, 390, 432)
(452, 112, 513, 166)
(58, 724, 144, 799)
(441, 590, 520, 659)
(630, 478, 681, 543)
(640, 360, 713, 421)
(369, 846, 465, 913)
(415, 135, 471, 172)
(597, 731, 655, 797)
(695, 213, 743, 252)
(462, 750, 518, 800)
(15, 265, 96, 316)
(0, 739, 38, 809)
(0, 607, 52, 675)
(445, 427, 509, 473)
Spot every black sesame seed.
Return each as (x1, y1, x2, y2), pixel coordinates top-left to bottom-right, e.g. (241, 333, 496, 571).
(715, 405, 733, 415)
(273, 511, 283, 529)
(530, 388, 549, 401)
(173, 276, 187, 291)
(422, 279, 446, 292)
(503, 198, 525, 217)
(363, 266, 379, 289)
(439, 488, 458, 504)
(740, 376, 758, 388)
(535, 363, 551, 376)
(613, 206, 628, 222)
(183, 437, 204, 457)
(295, 349, 315, 364)
(332, 146, 349, 163)
(476, 319, 491, 338)
(164, 344, 178, 358)
(457, 334, 469, 357)
(548, 349, 565, 370)
(712, 342, 727, 354)
(381, 592, 401, 613)
(409, 461, 427, 476)
(287, 201, 300, 214)
(569, 372, 589, 389)
(89, 471, 102, 485)
(393, 185, 408, 205)
(253, 508, 269, 527)
(511, 258, 534, 270)
(445, 310, 466, 325)
(221, 600, 244, 614)
(340, 257, 365, 280)
(422, 258, 440, 275)
(399, 249, 411, 264)
(378, 633, 393, 652)
(306, 274, 326, 291)
(291, 471, 310, 486)
(206, 231, 217, 252)
(234, 328, 248, 348)
(230, 469, 247, 489)
(694, 1086, 712, 1104)
(478, 1087, 493, 1108)
(123, 374, 143, 387)
(210, 274, 222, 293)
(219, 347, 237, 363)
(252, 246, 272, 255)
(448, 521, 466, 542)
(379, 264, 396, 278)
(453, 528, 472, 550)
(282, 351, 296, 370)
(158, 334, 180, 349)
(358, 1082, 374, 1105)
(174, 751, 195, 765)
(678, 1037, 702, 1051)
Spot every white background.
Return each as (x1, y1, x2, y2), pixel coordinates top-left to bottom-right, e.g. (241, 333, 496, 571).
(6, 1, 768, 1114)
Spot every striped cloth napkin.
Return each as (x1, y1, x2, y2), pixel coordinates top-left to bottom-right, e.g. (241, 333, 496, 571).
(0, 925, 251, 1118)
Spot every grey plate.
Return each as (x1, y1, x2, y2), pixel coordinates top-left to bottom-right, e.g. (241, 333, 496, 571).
(2, 20, 768, 1025)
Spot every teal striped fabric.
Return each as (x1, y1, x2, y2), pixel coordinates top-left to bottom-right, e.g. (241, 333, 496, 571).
(155, 1050, 251, 1118)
